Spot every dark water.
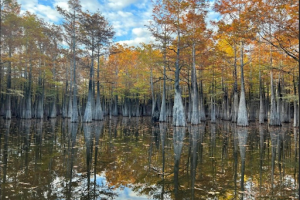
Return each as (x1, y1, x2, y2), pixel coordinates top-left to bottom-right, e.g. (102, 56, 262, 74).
(0, 117, 298, 199)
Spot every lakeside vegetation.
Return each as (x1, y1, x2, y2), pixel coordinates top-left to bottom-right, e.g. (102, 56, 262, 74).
(0, 0, 298, 127)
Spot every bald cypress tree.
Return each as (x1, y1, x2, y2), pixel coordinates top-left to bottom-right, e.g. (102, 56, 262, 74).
(80, 10, 114, 122)
(57, 0, 82, 123)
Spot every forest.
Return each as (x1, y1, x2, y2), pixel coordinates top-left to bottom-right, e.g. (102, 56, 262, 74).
(0, 0, 298, 127)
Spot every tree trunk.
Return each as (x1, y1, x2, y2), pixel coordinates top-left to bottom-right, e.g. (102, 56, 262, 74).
(150, 67, 155, 116)
(231, 46, 238, 123)
(159, 45, 167, 122)
(210, 80, 216, 123)
(190, 43, 199, 125)
(91, 81, 96, 120)
(95, 54, 104, 120)
(187, 88, 191, 123)
(36, 79, 44, 119)
(294, 102, 298, 127)
(50, 97, 57, 118)
(24, 61, 32, 119)
(199, 81, 206, 122)
(222, 87, 230, 121)
(293, 78, 298, 127)
(71, 12, 78, 123)
(83, 49, 95, 123)
(211, 95, 216, 123)
(4, 48, 12, 119)
(237, 42, 248, 126)
(264, 84, 269, 121)
(259, 71, 265, 123)
(269, 70, 281, 126)
(276, 79, 281, 123)
(172, 29, 186, 127)
(83, 79, 93, 122)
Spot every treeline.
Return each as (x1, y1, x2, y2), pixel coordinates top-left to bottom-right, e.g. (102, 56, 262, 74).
(0, 0, 298, 127)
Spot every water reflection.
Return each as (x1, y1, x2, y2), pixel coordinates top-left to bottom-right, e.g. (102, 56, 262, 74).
(173, 126, 185, 199)
(83, 123, 93, 198)
(237, 127, 248, 199)
(2, 120, 10, 185)
(294, 128, 298, 187)
(0, 117, 297, 199)
(21, 120, 32, 175)
(189, 125, 200, 200)
(210, 123, 216, 187)
(159, 123, 167, 200)
(0, 120, 9, 199)
(67, 122, 78, 199)
(259, 125, 266, 196)
(232, 124, 239, 198)
(269, 126, 280, 198)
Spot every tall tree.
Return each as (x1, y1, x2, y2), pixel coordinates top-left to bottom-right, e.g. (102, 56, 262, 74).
(45, 24, 63, 118)
(182, 0, 208, 124)
(80, 10, 114, 122)
(214, 0, 253, 126)
(148, 0, 173, 122)
(2, 0, 21, 119)
(167, 0, 190, 126)
(57, 0, 82, 122)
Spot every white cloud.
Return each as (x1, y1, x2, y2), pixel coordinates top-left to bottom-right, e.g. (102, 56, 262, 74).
(107, 0, 139, 10)
(36, 4, 61, 22)
(132, 27, 149, 37)
(18, 0, 61, 23)
(53, 0, 69, 11)
(118, 35, 155, 47)
(118, 27, 154, 46)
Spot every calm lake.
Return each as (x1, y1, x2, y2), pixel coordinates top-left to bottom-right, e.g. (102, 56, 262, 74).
(0, 117, 298, 199)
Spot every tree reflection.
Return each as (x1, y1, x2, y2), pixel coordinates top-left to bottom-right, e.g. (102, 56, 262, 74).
(269, 126, 280, 198)
(173, 126, 185, 199)
(148, 124, 158, 169)
(198, 123, 204, 166)
(22, 120, 31, 175)
(222, 122, 229, 161)
(189, 125, 200, 200)
(0, 117, 297, 199)
(34, 119, 43, 176)
(293, 128, 298, 187)
(83, 123, 93, 199)
(232, 124, 238, 198)
(259, 125, 266, 196)
(159, 123, 167, 200)
(210, 123, 216, 183)
(67, 122, 78, 200)
(1, 120, 11, 198)
(277, 126, 287, 184)
(94, 121, 104, 197)
(237, 126, 248, 199)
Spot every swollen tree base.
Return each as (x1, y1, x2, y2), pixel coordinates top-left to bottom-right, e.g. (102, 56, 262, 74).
(172, 90, 186, 127)
(237, 89, 249, 127)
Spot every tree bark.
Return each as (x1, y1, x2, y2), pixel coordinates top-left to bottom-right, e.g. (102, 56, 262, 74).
(231, 46, 238, 123)
(159, 43, 167, 122)
(4, 45, 12, 119)
(190, 43, 199, 125)
(259, 71, 265, 123)
(172, 28, 186, 127)
(71, 11, 78, 123)
(94, 52, 103, 120)
(199, 81, 206, 122)
(269, 70, 281, 126)
(237, 41, 248, 126)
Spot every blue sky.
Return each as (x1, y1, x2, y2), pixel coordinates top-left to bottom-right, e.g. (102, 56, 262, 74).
(17, 0, 219, 47)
